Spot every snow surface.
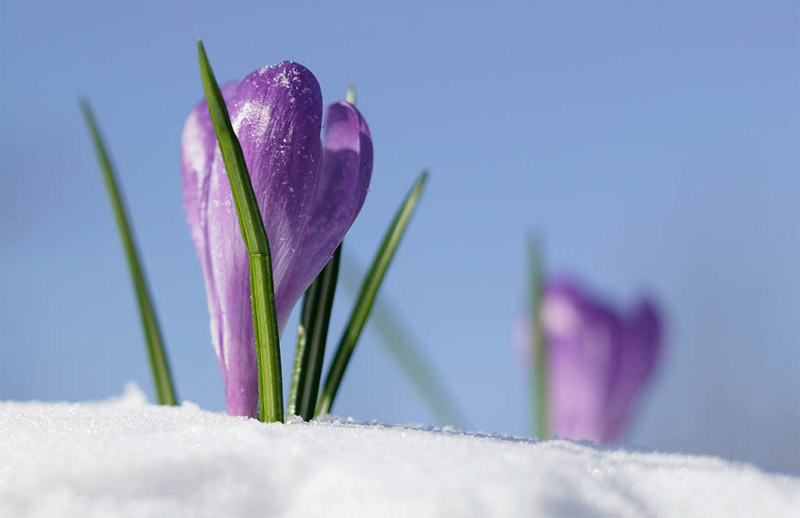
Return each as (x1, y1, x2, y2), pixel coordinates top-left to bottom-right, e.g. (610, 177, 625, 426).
(1, 384, 797, 518)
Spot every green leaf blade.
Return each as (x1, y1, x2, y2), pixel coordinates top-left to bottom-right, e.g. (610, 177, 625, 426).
(341, 262, 469, 428)
(288, 246, 341, 420)
(197, 40, 283, 422)
(316, 171, 429, 416)
(287, 319, 308, 418)
(80, 99, 177, 406)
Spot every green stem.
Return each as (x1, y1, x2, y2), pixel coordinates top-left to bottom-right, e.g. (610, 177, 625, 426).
(197, 40, 283, 422)
(80, 99, 177, 406)
(528, 237, 548, 439)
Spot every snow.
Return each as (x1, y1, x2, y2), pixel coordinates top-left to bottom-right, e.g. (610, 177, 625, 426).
(1, 385, 797, 517)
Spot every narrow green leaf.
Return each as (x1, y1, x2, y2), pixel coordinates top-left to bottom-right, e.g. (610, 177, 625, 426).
(286, 318, 307, 418)
(316, 172, 429, 415)
(528, 236, 548, 439)
(197, 40, 283, 422)
(346, 83, 356, 105)
(80, 99, 177, 406)
(339, 253, 468, 428)
(288, 246, 341, 420)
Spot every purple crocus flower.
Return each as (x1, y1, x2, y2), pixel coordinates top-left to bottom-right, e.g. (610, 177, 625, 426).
(181, 62, 373, 417)
(518, 279, 662, 442)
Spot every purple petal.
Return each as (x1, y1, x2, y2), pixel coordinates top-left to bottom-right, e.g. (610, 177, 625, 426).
(605, 298, 663, 439)
(531, 279, 664, 443)
(276, 101, 373, 316)
(182, 62, 323, 417)
(181, 81, 238, 387)
(543, 280, 623, 442)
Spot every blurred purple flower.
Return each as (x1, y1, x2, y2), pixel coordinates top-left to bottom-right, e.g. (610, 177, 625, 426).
(517, 279, 662, 442)
(181, 62, 373, 417)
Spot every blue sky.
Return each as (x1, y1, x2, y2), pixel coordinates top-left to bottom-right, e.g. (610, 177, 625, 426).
(2, 1, 798, 472)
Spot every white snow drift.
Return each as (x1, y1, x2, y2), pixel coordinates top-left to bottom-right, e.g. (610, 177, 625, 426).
(1, 384, 797, 517)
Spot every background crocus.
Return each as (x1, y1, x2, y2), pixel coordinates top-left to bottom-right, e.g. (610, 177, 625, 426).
(518, 279, 662, 443)
(181, 61, 373, 418)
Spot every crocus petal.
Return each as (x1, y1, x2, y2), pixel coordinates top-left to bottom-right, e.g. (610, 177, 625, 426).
(543, 281, 623, 442)
(181, 81, 238, 386)
(183, 62, 324, 417)
(276, 101, 373, 315)
(605, 299, 662, 439)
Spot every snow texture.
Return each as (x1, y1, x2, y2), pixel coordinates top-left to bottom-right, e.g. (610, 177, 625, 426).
(1, 384, 798, 517)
